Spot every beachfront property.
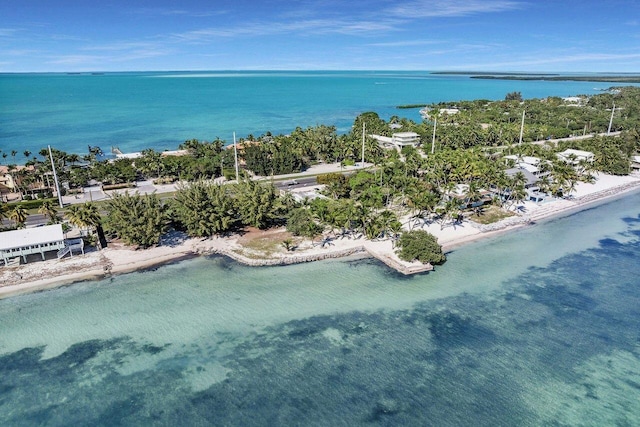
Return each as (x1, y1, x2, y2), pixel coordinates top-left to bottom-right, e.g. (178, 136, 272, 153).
(0, 224, 67, 265)
(444, 183, 492, 208)
(631, 155, 640, 172)
(561, 96, 586, 106)
(557, 149, 595, 165)
(114, 149, 189, 161)
(0, 165, 53, 202)
(503, 155, 550, 178)
(370, 132, 421, 151)
(419, 107, 460, 120)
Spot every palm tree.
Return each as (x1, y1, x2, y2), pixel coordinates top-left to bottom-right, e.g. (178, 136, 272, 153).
(9, 205, 28, 228)
(0, 202, 8, 222)
(66, 202, 107, 248)
(38, 200, 60, 224)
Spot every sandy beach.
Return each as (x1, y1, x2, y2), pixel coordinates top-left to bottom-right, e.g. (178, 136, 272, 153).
(1, 172, 639, 299)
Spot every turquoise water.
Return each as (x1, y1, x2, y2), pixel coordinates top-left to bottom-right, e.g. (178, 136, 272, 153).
(0, 192, 639, 425)
(0, 71, 624, 162)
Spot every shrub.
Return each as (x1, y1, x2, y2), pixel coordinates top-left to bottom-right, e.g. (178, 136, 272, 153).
(396, 230, 446, 265)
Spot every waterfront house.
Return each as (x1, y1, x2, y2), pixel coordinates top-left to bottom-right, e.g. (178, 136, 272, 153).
(0, 224, 66, 265)
(371, 132, 421, 151)
(557, 149, 594, 165)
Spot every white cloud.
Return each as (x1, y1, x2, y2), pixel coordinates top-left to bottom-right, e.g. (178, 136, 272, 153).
(368, 39, 442, 47)
(171, 18, 399, 42)
(461, 51, 640, 70)
(387, 0, 523, 18)
(46, 55, 104, 65)
(130, 8, 228, 18)
(0, 28, 20, 37)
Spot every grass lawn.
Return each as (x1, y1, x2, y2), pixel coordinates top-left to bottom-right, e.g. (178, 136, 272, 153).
(468, 205, 515, 225)
(236, 227, 303, 257)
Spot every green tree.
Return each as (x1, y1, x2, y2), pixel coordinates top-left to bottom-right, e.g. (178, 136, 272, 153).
(396, 230, 446, 265)
(38, 200, 60, 224)
(505, 91, 523, 102)
(104, 192, 168, 248)
(9, 205, 28, 228)
(65, 202, 107, 248)
(172, 181, 237, 237)
(286, 207, 323, 241)
(234, 179, 280, 229)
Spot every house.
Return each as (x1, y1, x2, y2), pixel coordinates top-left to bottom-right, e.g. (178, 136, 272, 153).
(505, 167, 545, 202)
(370, 132, 421, 151)
(557, 149, 594, 165)
(0, 224, 66, 265)
(0, 165, 45, 201)
(503, 155, 550, 179)
(392, 132, 420, 148)
(443, 184, 492, 208)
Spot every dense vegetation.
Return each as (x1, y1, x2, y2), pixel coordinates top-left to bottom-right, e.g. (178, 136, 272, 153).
(2, 86, 640, 265)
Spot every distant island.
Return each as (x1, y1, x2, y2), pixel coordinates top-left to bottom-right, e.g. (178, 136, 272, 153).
(471, 75, 640, 83)
(431, 71, 560, 77)
(430, 71, 640, 83)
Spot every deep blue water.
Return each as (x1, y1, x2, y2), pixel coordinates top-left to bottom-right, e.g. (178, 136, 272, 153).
(0, 192, 639, 425)
(0, 71, 626, 162)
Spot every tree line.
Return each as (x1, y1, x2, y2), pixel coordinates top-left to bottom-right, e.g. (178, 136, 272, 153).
(2, 86, 640, 265)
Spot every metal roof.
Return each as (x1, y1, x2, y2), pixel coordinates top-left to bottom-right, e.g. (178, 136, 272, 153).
(0, 224, 64, 251)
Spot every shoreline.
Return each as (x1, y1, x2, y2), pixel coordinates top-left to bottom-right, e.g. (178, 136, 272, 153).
(1, 173, 639, 300)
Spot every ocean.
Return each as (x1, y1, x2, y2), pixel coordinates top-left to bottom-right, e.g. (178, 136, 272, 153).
(0, 192, 639, 425)
(0, 71, 626, 163)
(2, 71, 640, 425)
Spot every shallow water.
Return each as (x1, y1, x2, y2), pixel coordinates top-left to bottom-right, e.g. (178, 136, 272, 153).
(0, 193, 639, 425)
(0, 71, 629, 162)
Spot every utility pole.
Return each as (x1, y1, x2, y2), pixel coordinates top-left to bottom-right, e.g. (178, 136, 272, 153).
(361, 122, 365, 168)
(48, 145, 64, 208)
(607, 102, 615, 135)
(431, 116, 437, 154)
(233, 132, 239, 182)
(518, 110, 525, 145)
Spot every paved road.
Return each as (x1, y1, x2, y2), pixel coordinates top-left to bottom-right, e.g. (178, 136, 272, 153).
(274, 177, 318, 190)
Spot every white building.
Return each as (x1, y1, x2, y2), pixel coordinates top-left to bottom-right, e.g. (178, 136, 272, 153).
(370, 132, 421, 151)
(557, 149, 595, 165)
(0, 224, 66, 265)
(503, 155, 550, 178)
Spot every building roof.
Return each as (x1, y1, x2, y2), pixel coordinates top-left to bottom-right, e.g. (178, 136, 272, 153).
(505, 167, 538, 186)
(503, 155, 541, 165)
(0, 224, 64, 251)
(558, 149, 594, 158)
(392, 132, 419, 138)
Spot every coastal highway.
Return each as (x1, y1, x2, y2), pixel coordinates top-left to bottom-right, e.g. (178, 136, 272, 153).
(2, 163, 369, 229)
(273, 176, 318, 190)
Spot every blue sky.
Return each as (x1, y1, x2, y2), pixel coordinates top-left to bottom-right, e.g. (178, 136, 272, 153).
(1, 0, 639, 72)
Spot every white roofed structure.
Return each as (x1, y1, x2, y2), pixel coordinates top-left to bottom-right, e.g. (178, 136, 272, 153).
(0, 224, 65, 265)
(370, 132, 420, 151)
(557, 149, 594, 165)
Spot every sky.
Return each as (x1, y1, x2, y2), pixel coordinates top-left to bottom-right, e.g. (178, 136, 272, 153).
(1, 0, 639, 73)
